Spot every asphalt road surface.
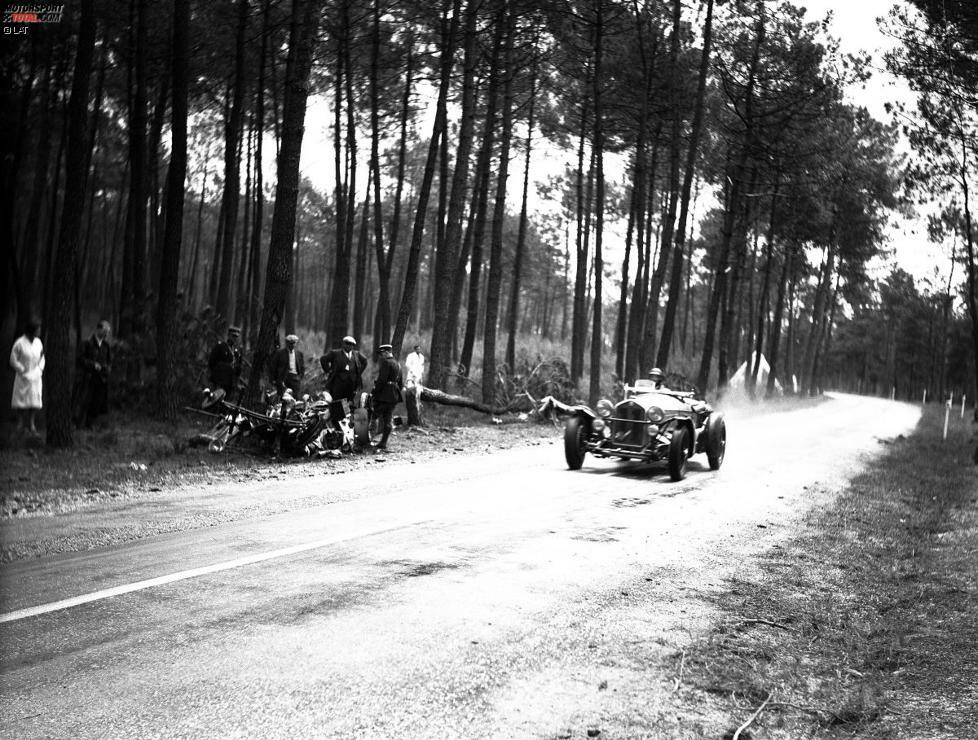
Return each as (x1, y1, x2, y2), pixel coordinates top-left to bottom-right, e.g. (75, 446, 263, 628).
(0, 393, 920, 739)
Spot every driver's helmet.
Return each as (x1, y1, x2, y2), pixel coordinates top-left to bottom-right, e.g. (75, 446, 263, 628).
(648, 367, 665, 383)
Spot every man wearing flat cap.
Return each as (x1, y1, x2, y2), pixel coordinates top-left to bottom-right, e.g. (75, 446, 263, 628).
(371, 343, 403, 450)
(208, 325, 243, 400)
(270, 333, 305, 397)
(320, 334, 367, 421)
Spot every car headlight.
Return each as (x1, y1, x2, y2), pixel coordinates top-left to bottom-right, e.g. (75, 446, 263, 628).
(596, 399, 614, 418)
(646, 406, 664, 422)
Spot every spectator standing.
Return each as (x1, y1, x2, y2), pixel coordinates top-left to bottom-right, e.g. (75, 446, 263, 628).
(208, 325, 242, 400)
(78, 320, 111, 428)
(320, 335, 367, 420)
(405, 344, 426, 388)
(9, 319, 44, 435)
(371, 343, 403, 450)
(270, 334, 305, 397)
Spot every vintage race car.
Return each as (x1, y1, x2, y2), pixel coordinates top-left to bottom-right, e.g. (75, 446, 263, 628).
(563, 379, 726, 481)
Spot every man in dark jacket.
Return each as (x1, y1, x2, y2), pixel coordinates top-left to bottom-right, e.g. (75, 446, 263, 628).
(78, 319, 112, 428)
(207, 326, 242, 399)
(320, 335, 367, 420)
(371, 343, 403, 450)
(269, 334, 305, 396)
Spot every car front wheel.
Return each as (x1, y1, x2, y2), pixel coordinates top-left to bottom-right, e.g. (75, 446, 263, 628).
(706, 413, 726, 470)
(564, 416, 588, 470)
(668, 426, 689, 481)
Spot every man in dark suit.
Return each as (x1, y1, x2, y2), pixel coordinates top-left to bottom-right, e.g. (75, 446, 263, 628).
(78, 319, 112, 428)
(269, 334, 305, 397)
(207, 325, 242, 399)
(371, 343, 403, 450)
(320, 335, 367, 420)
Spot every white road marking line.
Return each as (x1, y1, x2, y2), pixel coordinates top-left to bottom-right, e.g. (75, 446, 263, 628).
(0, 521, 430, 624)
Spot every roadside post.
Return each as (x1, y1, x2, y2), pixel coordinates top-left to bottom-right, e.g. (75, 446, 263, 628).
(891, 387, 896, 401)
(944, 397, 951, 441)
(962, 394, 967, 419)
(923, 389, 927, 405)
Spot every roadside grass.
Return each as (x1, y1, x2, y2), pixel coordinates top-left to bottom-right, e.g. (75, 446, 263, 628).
(674, 406, 978, 738)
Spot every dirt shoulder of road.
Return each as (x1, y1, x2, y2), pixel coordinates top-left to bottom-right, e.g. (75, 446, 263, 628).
(0, 404, 561, 521)
(667, 406, 978, 739)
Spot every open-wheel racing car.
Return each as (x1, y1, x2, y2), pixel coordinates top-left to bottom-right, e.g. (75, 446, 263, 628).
(563, 376, 726, 481)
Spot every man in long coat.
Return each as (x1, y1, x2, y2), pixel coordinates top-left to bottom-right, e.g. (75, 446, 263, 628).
(78, 320, 111, 428)
(207, 325, 242, 400)
(320, 335, 367, 420)
(371, 343, 403, 450)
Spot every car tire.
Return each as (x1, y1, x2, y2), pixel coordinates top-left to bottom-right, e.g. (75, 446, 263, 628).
(352, 408, 370, 447)
(564, 416, 587, 470)
(668, 426, 689, 481)
(706, 413, 726, 470)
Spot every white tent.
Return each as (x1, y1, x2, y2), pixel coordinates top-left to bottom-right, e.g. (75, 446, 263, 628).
(728, 352, 784, 394)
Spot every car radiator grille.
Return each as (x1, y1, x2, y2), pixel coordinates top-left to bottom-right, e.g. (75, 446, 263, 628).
(610, 402, 646, 447)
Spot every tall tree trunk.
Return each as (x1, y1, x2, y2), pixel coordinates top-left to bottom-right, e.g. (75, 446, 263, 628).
(156, 0, 189, 419)
(696, 5, 765, 392)
(248, 0, 270, 347)
(570, 102, 590, 384)
(588, 2, 606, 405)
(392, 0, 462, 355)
(214, 0, 249, 322)
(642, 0, 684, 373)
(748, 179, 780, 394)
(246, 0, 320, 404)
(375, 33, 414, 346)
(353, 181, 371, 339)
(120, 0, 149, 340)
(656, 0, 714, 370)
(429, 0, 482, 388)
(505, 62, 538, 372)
(46, 0, 96, 448)
(367, 0, 386, 344)
(458, 43, 503, 379)
(481, 4, 515, 405)
(766, 242, 792, 397)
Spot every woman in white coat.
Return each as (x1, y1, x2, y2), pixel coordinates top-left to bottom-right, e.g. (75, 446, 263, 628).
(9, 319, 44, 434)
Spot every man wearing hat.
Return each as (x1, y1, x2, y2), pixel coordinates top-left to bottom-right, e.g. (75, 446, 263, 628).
(371, 343, 403, 450)
(270, 333, 305, 397)
(208, 325, 243, 400)
(320, 335, 367, 420)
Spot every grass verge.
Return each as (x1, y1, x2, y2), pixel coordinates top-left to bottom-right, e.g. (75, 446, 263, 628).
(672, 405, 978, 739)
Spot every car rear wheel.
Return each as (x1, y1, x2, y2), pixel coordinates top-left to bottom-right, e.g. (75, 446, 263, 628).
(706, 413, 726, 470)
(668, 426, 689, 481)
(564, 416, 588, 470)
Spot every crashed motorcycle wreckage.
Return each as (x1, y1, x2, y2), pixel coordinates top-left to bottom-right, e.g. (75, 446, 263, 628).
(563, 377, 726, 481)
(193, 387, 371, 458)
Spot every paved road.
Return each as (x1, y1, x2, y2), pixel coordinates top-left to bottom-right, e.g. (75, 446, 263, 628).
(0, 394, 920, 738)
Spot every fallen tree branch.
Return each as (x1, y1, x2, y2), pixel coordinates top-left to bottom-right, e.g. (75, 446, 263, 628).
(733, 692, 772, 740)
(419, 387, 531, 416)
(741, 617, 795, 632)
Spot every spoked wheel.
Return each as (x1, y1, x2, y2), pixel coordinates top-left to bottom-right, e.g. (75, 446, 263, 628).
(668, 426, 689, 481)
(207, 419, 232, 453)
(564, 416, 588, 470)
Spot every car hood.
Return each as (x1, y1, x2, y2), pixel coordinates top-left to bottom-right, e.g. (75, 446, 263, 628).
(616, 391, 693, 413)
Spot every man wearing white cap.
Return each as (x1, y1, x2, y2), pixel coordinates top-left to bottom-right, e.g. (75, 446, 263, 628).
(270, 333, 305, 396)
(320, 334, 367, 420)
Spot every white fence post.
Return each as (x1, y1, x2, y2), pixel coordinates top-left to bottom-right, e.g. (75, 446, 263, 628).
(963, 394, 967, 419)
(923, 389, 927, 405)
(944, 398, 951, 441)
